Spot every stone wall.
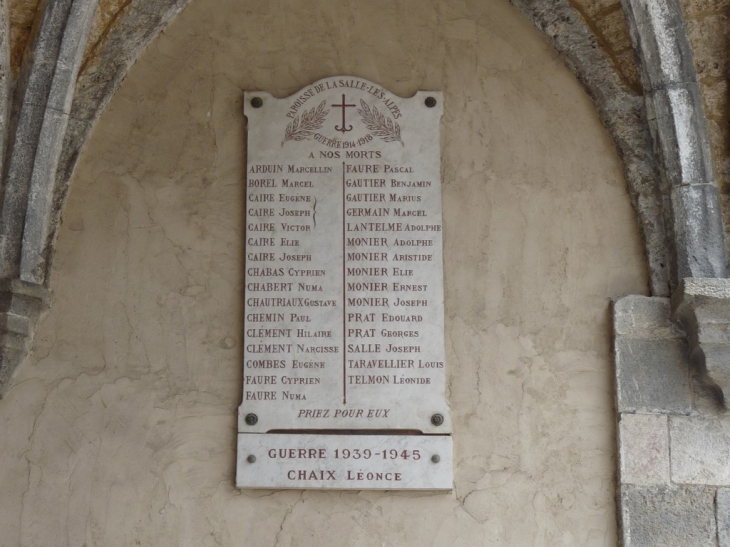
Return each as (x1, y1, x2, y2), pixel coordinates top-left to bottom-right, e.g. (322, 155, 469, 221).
(616, 295, 730, 546)
(0, 0, 729, 544)
(0, 0, 648, 544)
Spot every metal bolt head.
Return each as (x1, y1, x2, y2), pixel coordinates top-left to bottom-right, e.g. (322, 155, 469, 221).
(425, 96, 437, 108)
(431, 413, 444, 426)
(431, 454, 440, 463)
(245, 413, 258, 426)
(251, 97, 263, 108)
(247, 454, 256, 464)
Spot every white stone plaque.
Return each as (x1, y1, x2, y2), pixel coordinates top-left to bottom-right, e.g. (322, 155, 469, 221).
(237, 434, 452, 490)
(238, 76, 450, 490)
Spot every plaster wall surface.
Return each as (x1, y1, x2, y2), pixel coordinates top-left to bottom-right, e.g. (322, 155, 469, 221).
(0, 0, 648, 545)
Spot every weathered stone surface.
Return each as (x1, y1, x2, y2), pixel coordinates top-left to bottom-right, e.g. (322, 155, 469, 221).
(572, 0, 639, 91)
(48, 0, 193, 285)
(621, 484, 717, 547)
(510, 0, 670, 295)
(670, 185, 727, 280)
(622, 0, 726, 288)
(19, 0, 97, 286)
(621, 0, 696, 90)
(28, 0, 74, 66)
(619, 413, 670, 485)
(670, 415, 730, 485)
(679, 0, 730, 241)
(676, 277, 730, 301)
(0, 0, 76, 279)
(646, 84, 716, 189)
(0, 278, 49, 396)
(614, 296, 691, 414)
(718, 488, 730, 547)
(614, 295, 684, 340)
(19, 107, 67, 283)
(673, 278, 730, 405)
(7, 0, 41, 74)
(0, 0, 9, 196)
(615, 337, 692, 414)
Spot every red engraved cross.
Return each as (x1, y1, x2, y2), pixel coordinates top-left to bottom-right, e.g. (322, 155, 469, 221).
(331, 94, 356, 133)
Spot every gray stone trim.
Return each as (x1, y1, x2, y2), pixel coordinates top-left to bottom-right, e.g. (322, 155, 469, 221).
(673, 277, 730, 409)
(0, 278, 49, 394)
(46, 0, 192, 283)
(0, 0, 9, 195)
(0, 0, 76, 280)
(614, 3, 730, 542)
(618, 413, 670, 486)
(509, 0, 671, 296)
(19, 0, 97, 284)
(614, 295, 730, 545)
(670, 415, 730, 485)
(718, 489, 730, 547)
(621, 485, 717, 547)
(621, 0, 727, 284)
(0, 0, 98, 397)
(614, 295, 692, 415)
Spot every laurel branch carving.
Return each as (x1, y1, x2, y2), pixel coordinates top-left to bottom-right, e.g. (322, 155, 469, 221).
(357, 100, 404, 146)
(281, 100, 330, 146)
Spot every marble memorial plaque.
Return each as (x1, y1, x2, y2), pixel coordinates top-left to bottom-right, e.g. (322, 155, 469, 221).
(237, 434, 452, 490)
(238, 76, 450, 490)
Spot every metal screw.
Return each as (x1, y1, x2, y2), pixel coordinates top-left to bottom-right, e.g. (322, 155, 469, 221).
(245, 413, 258, 426)
(425, 96, 437, 108)
(431, 454, 440, 463)
(247, 454, 256, 463)
(431, 413, 444, 426)
(251, 97, 263, 108)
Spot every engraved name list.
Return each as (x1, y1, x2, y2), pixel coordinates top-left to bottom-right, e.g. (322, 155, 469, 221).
(237, 77, 452, 490)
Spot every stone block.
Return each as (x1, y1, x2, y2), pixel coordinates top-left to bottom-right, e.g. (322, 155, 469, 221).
(54, 0, 98, 72)
(0, 347, 27, 394)
(673, 278, 730, 403)
(718, 489, 730, 547)
(622, 0, 696, 89)
(670, 416, 730, 485)
(32, 0, 74, 66)
(614, 296, 692, 414)
(671, 185, 727, 280)
(621, 484, 717, 546)
(0, 313, 32, 337)
(0, 332, 29, 352)
(44, 65, 77, 114)
(674, 278, 730, 326)
(20, 107, 70, 285)
(615, 337, 691, 414)
(647, 84, 716, 188)
(0, 281, 49, 397)
(614, 295, 683, 340)
(21, 59, 57, 110)
(619, 414, 670, 485)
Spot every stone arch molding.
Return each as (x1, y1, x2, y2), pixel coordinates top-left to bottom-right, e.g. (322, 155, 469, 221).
(2, 0, 729, 544)
(0, 0, 723, 388)
(0, 0, 649, 394)
(0, 0, 720, 397)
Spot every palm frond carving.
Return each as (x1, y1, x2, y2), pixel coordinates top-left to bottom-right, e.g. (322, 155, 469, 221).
(357, 100, 404, 146)
(282, 100, 330, 146)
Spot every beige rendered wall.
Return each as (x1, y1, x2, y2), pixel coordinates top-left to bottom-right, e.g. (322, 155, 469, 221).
(0, 0, 648, 545)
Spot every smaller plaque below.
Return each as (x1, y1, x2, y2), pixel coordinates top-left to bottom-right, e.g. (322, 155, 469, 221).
(237, 434, 452, 490)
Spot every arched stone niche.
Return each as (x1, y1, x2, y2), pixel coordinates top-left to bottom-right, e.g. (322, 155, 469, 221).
(0, 0, 648, 544)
